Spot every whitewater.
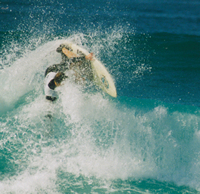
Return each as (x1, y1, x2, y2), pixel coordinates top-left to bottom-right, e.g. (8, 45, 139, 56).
(0, 35, 200, 193)
(1, 0, 200, 193)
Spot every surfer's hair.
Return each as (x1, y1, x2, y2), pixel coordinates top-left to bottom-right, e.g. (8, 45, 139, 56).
(54, 72, 67, 84)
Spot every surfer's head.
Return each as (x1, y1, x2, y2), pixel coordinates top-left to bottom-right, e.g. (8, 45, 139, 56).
(54, 72, 67, 86)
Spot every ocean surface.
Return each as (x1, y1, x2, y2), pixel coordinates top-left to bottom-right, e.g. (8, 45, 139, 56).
(1, 0, 200, 193)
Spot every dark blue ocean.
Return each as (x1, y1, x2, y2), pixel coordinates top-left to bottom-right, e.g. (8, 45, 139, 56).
(1, 0, 200, 193)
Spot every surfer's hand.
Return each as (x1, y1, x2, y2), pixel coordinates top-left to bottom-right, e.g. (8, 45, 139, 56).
(85, 53, 94, 61)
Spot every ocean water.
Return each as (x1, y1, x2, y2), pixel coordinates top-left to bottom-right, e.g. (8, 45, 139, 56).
(1, 0, 200, 193)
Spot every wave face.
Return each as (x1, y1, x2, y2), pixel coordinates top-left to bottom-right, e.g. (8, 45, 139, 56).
(1, 0, 200, 193)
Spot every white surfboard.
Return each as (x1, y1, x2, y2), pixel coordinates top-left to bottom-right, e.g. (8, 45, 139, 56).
(62, 42, 117, 97)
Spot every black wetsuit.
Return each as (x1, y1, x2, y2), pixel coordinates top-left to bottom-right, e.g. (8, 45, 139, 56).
(44, 44, 94, 102)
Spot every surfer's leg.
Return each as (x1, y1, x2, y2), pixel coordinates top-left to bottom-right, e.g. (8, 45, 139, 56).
(60, 53, 70, 65)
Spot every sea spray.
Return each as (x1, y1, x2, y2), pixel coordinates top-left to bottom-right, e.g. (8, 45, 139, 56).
(0, 32, 199, 193)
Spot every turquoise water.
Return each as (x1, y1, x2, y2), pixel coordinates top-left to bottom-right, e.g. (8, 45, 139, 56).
(1, 0, 200, 193)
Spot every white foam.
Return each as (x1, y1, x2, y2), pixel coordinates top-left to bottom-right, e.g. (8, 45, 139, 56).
(1, 34, 200, 193)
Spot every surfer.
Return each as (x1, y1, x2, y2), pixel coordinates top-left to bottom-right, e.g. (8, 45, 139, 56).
(44, 44, 94, 102)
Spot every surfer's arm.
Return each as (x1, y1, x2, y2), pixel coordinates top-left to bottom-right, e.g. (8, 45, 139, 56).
(61, 47, 94, 60)
(70, 53, 94, 67)
(75, 53, 94, 61)
(57, 44, 94, 61)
